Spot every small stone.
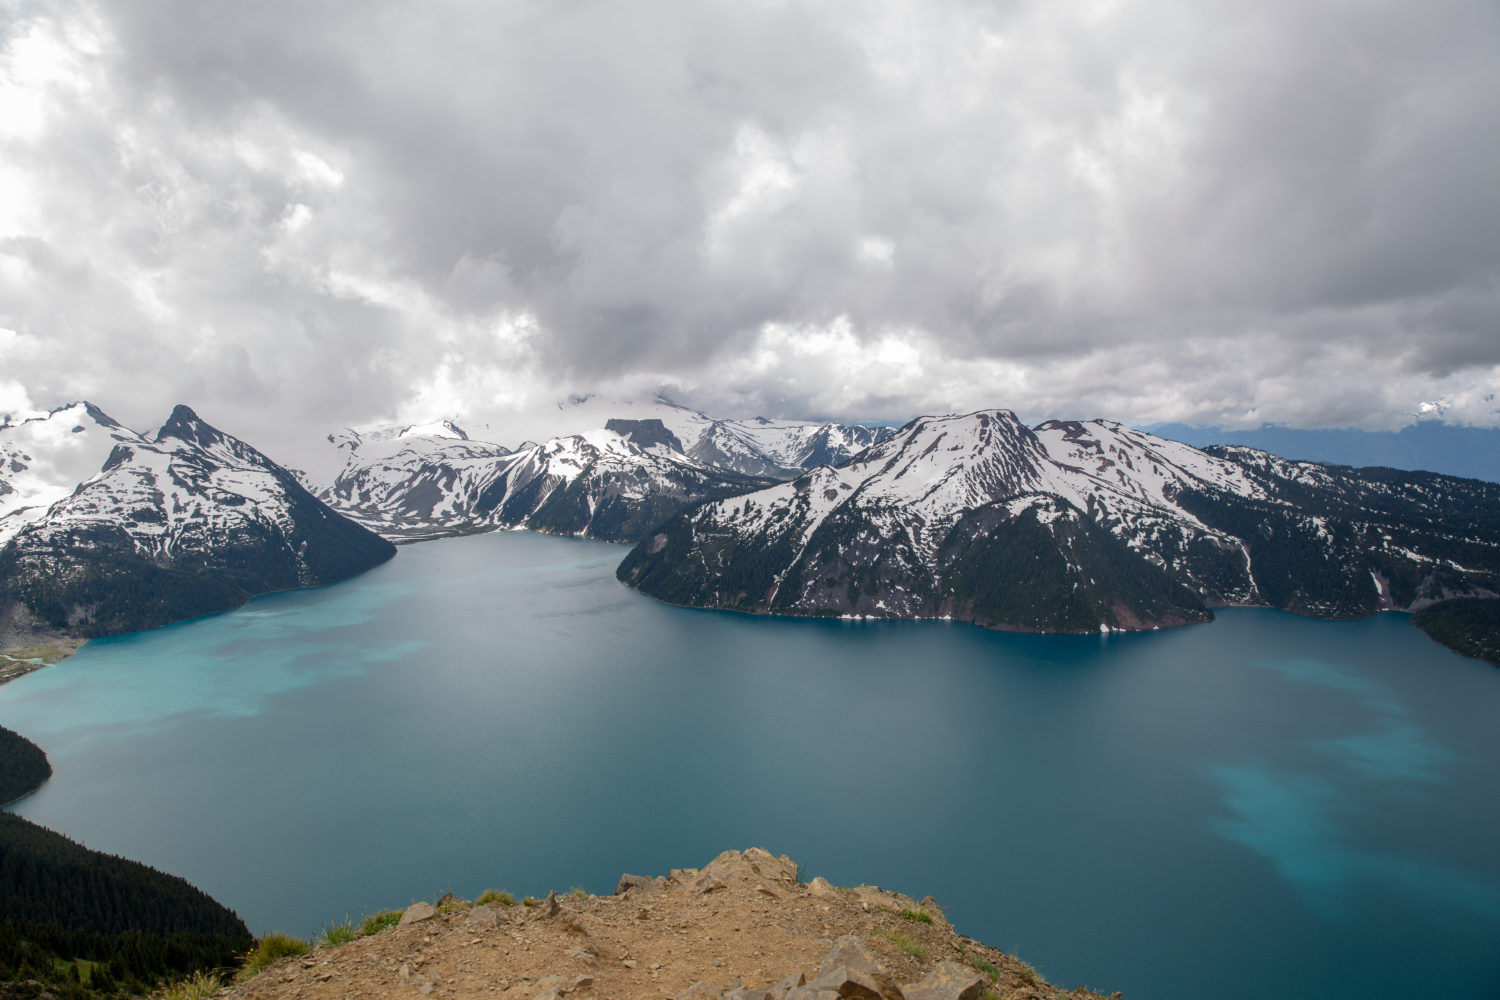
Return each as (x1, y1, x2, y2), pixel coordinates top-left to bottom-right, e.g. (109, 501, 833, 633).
(624, 960, 639, 970)
(807, 877, 837, 898)
(420, 983, 435, 996)
(570, 975, 595, 991)
(677, 982, 725, 1000)
(400, 902, 438, 926)
(399, 964, 412, 980)
(697, 878, 728, 895)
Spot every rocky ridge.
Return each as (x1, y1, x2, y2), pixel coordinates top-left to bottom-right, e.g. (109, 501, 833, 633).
(221, 849, 1113, 1000)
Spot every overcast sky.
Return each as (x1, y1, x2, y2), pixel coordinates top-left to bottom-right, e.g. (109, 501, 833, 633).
(2, 0, 1498, 459)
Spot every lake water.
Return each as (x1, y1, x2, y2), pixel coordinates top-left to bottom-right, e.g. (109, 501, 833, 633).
(3, 531, 1498, 1000)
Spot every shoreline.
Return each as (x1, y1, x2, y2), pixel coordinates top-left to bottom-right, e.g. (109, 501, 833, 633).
(0, 637, 86, 688)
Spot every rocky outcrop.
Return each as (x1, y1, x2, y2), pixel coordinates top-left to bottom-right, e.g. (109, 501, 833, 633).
(218, 849, 1116, 1000)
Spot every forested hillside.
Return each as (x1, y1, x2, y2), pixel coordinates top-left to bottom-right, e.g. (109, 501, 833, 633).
(0, 812, 253, 996)
(0, 725, 50, 805)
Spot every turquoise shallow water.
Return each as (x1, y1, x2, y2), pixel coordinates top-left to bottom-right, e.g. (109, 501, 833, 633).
(3, 531, 1498, 1000)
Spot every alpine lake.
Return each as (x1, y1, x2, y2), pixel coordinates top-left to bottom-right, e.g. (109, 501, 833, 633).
(3, 531, 1498, 1000)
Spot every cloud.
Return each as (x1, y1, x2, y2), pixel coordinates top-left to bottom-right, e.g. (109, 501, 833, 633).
(1, 0, 1497, 460)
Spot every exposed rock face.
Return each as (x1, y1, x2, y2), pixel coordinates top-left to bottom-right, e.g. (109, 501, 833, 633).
(218, 849, 1115, 1000)
(618, 410, 1500, 638)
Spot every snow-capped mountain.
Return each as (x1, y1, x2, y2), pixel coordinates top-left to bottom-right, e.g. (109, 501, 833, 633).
(307, 398, 894, 541)
(0, 404, 394, 641)
(312, 416, 773, 543)
(542, 395, 895, 477)
(617, 410, 1500, 633)
(0, 402, 142, 547)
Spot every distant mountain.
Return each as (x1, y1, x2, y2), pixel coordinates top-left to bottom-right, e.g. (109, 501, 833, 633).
(1145, 421, 1500, 484)
(546, 395, 896, 478)
(309, 400, 894, 543)
(619, 411, 1500, 645)
(0, 404, 395, 642)
(312, 417, 773, 543)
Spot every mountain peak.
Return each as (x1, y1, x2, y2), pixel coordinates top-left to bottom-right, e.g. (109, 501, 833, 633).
(155, 404, 227, 447)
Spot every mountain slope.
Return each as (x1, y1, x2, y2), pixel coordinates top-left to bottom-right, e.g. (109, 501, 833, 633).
(619, 410, 1500, 637)
(0, 404, 395, 640)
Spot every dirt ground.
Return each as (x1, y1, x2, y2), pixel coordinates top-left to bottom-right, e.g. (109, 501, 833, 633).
(219, 849, 1118, 1000)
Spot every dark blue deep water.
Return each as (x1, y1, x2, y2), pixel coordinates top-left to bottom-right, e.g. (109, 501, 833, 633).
(3, 532, 1498, 1000)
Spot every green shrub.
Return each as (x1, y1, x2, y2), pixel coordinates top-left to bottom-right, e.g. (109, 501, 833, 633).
(236, 932, 310, 982)
(971, 957, 1000, 980)
(568, 886, 588, 899)
(476, 889, 516, 908)
(899, 908, 933, 924)
(359, 910, 402, 936)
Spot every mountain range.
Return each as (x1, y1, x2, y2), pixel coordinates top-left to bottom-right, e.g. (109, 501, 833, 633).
(2, 399, 1496, 665)
(619, 410, 1500, 646)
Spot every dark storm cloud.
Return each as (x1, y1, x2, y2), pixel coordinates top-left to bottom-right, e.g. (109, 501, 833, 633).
(1, 0, 1497, 457)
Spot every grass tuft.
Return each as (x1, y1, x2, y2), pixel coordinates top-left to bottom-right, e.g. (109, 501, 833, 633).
(359, 910, 402, 936)
(521, 896, 538, 907)
(874, 928, 929, 960)
(568, 886, 588, 899)
(154, 970, 223, 1000)
(971, 957, 1000, 980)
(1015, 959, 1039, 986)
(236, 932, 310, 982)
(319, 915, 356, 947)
(476, 889, 516, 908)
(898, 907, 934, 924)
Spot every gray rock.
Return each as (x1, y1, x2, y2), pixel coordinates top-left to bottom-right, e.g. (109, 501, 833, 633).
(467, 904, 499, 928)
(816, 937, 879, 981)
(615, 873, 665, 896)
(810, 964, 898, 1000)
(900, 962, 986, 1000)
(784, 989, 841, 1000)
(399, 902, 437, 925)
(770, 971, 807, 1000)
(725, 989, 772, 1000)
(678, 981, 726, 1000)
(813, 936, 905, 1000)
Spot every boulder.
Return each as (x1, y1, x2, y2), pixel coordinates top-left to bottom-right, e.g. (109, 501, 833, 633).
(615, 873, 665, 896)
(467, 905, 499, 929)
(812, 936, 905, 1000)
(399, 901, 437, 925)
(900, 963, 986, 1000)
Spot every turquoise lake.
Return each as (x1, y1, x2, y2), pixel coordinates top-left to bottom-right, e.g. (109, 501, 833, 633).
(3, 531, 1498, 999)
